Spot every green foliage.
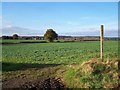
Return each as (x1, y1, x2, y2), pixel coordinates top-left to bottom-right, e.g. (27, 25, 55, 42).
(13, 34, 19, 39)
(1, 40, 47, 43)
(2, 40, 118, 88)
(80, 75, 90, 83)
(2, 41, 118, 72)
(44, 29, 58, 42)
(92, 63, 106, 75)
(64, 68, 76, 88)
(89, 81, 103, 89)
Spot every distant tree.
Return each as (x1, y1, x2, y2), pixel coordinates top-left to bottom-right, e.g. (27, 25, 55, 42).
(44, 29, 58, 42)
(13, 34, 19, 39)
(2, 36, 7, 39)
(2, 36, 12, 39)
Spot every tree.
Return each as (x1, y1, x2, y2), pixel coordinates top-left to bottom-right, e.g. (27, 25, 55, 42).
(44, 29, 58, 42)
(2, 36, 8, 39)
(13, 34, 19, 39)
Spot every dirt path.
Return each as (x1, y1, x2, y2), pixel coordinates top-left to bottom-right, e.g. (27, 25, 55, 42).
(3, 76, 66, 89)
(2, 65, 67, 89)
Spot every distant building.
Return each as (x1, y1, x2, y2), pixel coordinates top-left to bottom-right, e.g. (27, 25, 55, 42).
(19, 36, 44, 40)
(58, 36, 100, 41)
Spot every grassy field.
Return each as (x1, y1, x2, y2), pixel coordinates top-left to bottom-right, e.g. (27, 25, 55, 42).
(1, 39, 74, 43)
(1, 39, 47, 43)
(2, 40, 119, 88)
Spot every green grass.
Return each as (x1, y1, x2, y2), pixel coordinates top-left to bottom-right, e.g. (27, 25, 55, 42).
(1, 39, 47, 43)
(2, 41, 118, 71)
(2, 40, 118, 88)
(1, 39, 74, 43)
(62, 59, 118, 88)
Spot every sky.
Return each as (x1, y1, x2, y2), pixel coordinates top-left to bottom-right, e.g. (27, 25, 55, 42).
(1, 0, 119, 2)
(1, 2, 118, 37)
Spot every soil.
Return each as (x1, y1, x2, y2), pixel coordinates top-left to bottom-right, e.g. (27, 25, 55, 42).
(2, 64, 67, 89)
(21, 77, 67, 90)
(2, 77, 67, 90)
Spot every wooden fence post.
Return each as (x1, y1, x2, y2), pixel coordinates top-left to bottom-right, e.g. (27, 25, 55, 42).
(100, 25, 104, 61)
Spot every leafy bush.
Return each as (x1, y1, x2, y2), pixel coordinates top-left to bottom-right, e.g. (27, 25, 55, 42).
(92, 63, 106, 75)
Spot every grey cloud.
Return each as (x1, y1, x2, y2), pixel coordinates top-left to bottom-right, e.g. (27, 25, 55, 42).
(59, 29, 118, 37)
(1, 26, 118, 37)
(2, 26, 44, 36)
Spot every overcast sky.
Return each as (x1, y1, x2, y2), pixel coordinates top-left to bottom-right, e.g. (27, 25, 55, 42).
(1, 2, 118, 37)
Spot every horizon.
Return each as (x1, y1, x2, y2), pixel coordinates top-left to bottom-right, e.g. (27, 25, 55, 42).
(1, 33, 118, 37)
(1, 2, 118, 37)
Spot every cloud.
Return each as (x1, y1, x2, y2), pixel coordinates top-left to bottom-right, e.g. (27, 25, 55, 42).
(1, 24, 118, 37)
(1, 17, 117, 37)
(1, 18, 44, 36)
(56, 21, 118, 37)
(2, 18, 14, 31)
(5, 24, 12, 28)
(0, 16, 2, 36)
(2, 26, 44, 36)
(59, 29, 118, 37)
(80, 16, 99, 21)
(0, 16, 2, 20)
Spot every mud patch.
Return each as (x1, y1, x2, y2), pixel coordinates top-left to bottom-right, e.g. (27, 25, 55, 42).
(21, 77, 67, 90)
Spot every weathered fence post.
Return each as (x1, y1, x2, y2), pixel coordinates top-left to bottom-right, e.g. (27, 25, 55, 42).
(100, 25, 104, 61)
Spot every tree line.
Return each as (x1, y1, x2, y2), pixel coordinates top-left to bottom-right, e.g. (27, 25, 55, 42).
(2, 29, 58, 42)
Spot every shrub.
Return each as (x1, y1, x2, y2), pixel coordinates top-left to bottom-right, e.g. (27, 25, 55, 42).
(92, 63, 106, 75)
